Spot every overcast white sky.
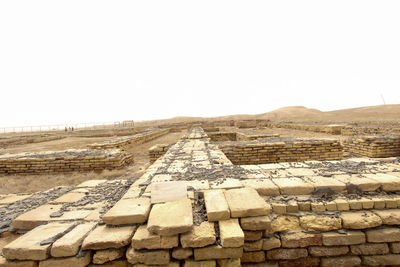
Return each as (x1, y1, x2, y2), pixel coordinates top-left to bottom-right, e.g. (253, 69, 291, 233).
(1, 0, 399, 128)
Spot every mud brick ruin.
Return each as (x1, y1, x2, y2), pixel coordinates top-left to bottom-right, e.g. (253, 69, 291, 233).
(149, 144, 171, 164)
(2, 126, 400, 266)
(0, 149, 133, 175)
(343, 135, 400, 158)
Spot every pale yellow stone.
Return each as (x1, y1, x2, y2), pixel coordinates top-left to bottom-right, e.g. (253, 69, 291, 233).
(51, 222, 97, 257)
(126, 247, 170, 265)
(82, 225, 136, 250)
(270, 216, 300, 233)
(172, 247, 193, 260)
(147, 198, 193, 236)
(262, 236, 281, 250)
(102, 198, 151, 225)
(224, 188, 270, 217)
(194, 245, 243, 260)
(240, 216, 271, 231)
(12, 204, 63, 230)
(219, 219, 244, 248)
(204, 190, 230, 221)
(241, 179, 280, 196)
(181, 221, 216, 248)
(3, 222, 75, 260)
(300, 215, 342, 231)
(341, 211, 382, 229)
(272, 178, 314, 195)
(38, 251, 91, 267)
(131, 225, 178, 249)
(93, 248, 124, 264)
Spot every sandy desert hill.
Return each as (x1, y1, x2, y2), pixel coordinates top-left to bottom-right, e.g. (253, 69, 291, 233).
(136, 104, 400, 126)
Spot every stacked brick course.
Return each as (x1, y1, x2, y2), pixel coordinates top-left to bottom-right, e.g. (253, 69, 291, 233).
(0, 149, 133, 174)
(219, 138, 343, 165)
(88, 129, 169, 149)
(342, 126, 400, 136)
(343, 135, 400, 158)
(0, 134, 65, 148)
(268, 123, 344, 135)
(149, 144, 171, 163)
(2, 127, 400, 266)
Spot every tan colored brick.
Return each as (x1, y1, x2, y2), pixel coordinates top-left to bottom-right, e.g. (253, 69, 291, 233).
(350, 243, 389, 255)
(82, 225, 136, 250)
(281, 232, 322, 248)
(240, 216, 271, 231)
(131, 225, 179, 249)
(322, 231, 366, 246)
(180, 221, 216, 248)
(366, 227, 400, 243)
(341, 211, 382, 229)
(241, 251, 266, 263)
(219, 219, 244, 248)
(38, 251, 91, 267)
(262, 236, 281, 250)
(102, 198, 151, 225)
(309, 246, 349, 257)
(266, 248, 308, 260)
(373, 209, 400, 225)
(172, 247, 193, 260)
(93, 248, 124, 264)
(126, 248, 170, 265)
(204, 190, 230, 221)
(362, 254, 400, 266)
(224, 188, 270, 217)
(194, 245, 243, 260)
(300, 215, 341, 231)
(270, 216, 299, 233)
(320, 256, 361, 267)
(244, 231, 263, 241)
(244, 240, 263, 251)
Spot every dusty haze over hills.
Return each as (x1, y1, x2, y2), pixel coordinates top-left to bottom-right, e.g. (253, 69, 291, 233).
(137, 104, 400, 126)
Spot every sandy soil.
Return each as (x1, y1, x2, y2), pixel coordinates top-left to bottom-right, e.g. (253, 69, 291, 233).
(0, 131, 185, 194)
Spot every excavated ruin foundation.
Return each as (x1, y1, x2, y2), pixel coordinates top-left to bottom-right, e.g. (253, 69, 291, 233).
(1, 127, 400, 266)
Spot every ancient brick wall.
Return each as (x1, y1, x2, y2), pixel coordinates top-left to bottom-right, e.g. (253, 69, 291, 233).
(0, 135, 65, 148)
(219, 139, 343, 164)
(341, 126, 400, 136)
(88, 129, 169, 149)
(343, 135, 400, 157)
(149, 144, 171, 163)
(268, 122, 344, 135)
(0, 149, 133, 174)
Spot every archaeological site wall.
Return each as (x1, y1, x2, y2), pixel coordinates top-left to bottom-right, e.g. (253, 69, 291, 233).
(343, 135, 400, 158)
(2, 127, 400, 266)
(87, 129, 169, 149)
(341, 126, 400, 136)
(267, 122, 344, 135)
(218, 138, 343, 165)
(0, 149, 134, 175)
(0, 134, 65, 149)
(149, 144, 172, 163)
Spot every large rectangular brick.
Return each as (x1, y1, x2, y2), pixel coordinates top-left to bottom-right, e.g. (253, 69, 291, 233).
(180, 221, 216, 248)
(272, 178, 314, 195)
(322, 231, 366, 246)
(51, 222, 97, 257)
(38, 251, 91, 267)
(262, 236, 281, 251)
(341, 211, 382, 229)
(350, 243, 389, 255)
(3, 222, 75, 261)
(194, 245, 243, 260)
(12, 204, 63, 230)
(204, 190, 230, 221)
(266, 248, 308, 260)
(224, 188, 270, 217)
(362, 254, 400, 266)
(241, 251, 266, 263)
(281, 232, 322, 248)
(366, 227, 400, 243)
(0, 255, 37, 267)
(82, 225, 136, 250)
(131, 225, 179, 250)
(126, 248, 170, 265)
(102, 198, 151, 225)
(240, 216, 271, 231)
(147, 198, 193, 236)
(219, 219, 244, 248)
(308, 246, 349, 257)
(320, 256, 361, 267)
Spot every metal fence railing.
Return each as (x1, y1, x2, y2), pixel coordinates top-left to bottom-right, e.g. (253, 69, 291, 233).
(0, 121, 135, 134)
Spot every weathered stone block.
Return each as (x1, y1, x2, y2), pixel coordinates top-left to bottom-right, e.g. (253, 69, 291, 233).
(262, 236, 281, 251)
(350, 243, 389, 255)
(308, 246, 349, 257)
(172, 247, 193, 260)
(244, 240, 263, 251)
(320, 256, 361, 267)
(362, 254, 400, 266)
(194, 245, 243, 260)
(126, 248, 170, 265)
(147, 198, 193, 236)
(241, 251, 266, 263)
(240, 216, 271, 231)
(180, 221, 216, 248)
(102, 198, 151, 225)
(341, 211, 382, 229)
(299, 215, 341, 231)
(270, 216, 299, 233)
(281, 232, 322, 248)
(266, 248, 308, 260)
(93, 248, 124, 264)
(366, 227, 400, 243)
(219, 219, 244, 248)
(82, 225, 136, 250)
(131, 225, 178, 250)
(322, 231, 366, 246)
(204, 190, 230, 221)
(224, 188, 270, 217)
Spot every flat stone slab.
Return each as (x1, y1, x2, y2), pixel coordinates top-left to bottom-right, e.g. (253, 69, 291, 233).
(82, 225, 136, 250)
(272, 178, 314, 195)
(364, 173, 400, 191)
(51, 222, 97, 257)
(50, 192, 86, 204)
(241, 179, 280, 196)
(194, 245, 243, 260)
(151, 181, 187, 204)
(38, 251, 92, 267)
(180, 221, 216, 248)
(102, 198, 151, 225)
(12, 204, 63, 230)
(224, 188, 270, 217)
(147, 198, 193, 236)
(204, 190, 230, 221)
(305, 176, 346, 193)
(3, 222, 75, 260)
(0, 194, 31, 205)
